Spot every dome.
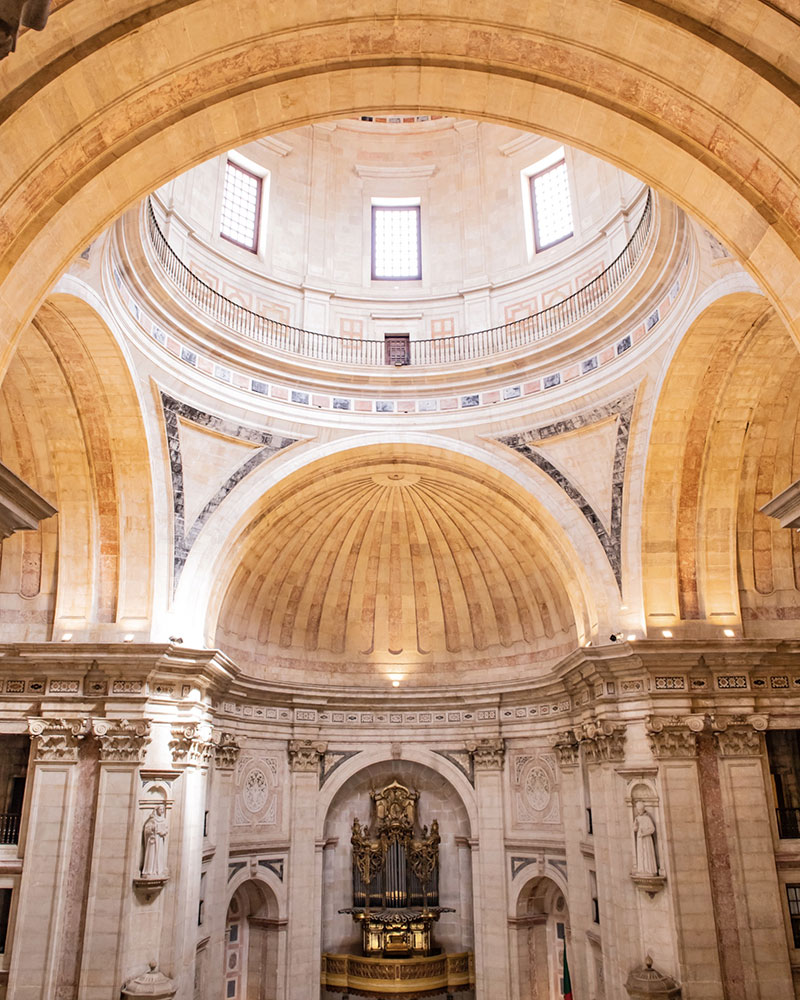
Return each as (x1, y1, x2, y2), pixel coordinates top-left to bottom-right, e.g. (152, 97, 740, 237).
(213, 447, 586, 686)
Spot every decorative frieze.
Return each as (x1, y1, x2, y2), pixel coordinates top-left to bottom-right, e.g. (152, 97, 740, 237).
(214, 732, 241, 770)
(28, 717, 89, 761)
(92, 719, 150, 763)
(288, 739, 328, 773)
(466, 738, 505, 771)
(169, 722, 214, 766)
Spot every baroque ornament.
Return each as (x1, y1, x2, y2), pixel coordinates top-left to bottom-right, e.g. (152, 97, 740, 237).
(214, 732, 241, 770)
(578, 720, 626, 763)
(645, 717, 699, 759)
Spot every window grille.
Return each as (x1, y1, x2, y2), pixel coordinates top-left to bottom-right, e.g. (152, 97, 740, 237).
(220, 160, 262, 252)
(531, 158, 573, 252)
(371, 204, 421, 280)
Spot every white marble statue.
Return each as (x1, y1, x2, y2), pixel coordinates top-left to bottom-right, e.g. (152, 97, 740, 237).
(633, 801, 658, 875)
(141, 804, 169, 878)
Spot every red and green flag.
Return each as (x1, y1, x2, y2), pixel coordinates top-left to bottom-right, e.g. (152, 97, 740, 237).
(563, 946, 573, 1000)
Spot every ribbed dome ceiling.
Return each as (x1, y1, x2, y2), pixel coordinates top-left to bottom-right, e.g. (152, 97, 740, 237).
(215, 455, 581, 682)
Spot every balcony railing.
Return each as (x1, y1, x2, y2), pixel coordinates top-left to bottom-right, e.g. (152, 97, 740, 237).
(777, 806, 800, 838)
(145, 189, 652, 367)
(0, 814, 20, 845)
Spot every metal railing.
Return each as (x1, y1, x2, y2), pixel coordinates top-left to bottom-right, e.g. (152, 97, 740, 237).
(146, 190, 652, 367)
(0, 814, 20, 845)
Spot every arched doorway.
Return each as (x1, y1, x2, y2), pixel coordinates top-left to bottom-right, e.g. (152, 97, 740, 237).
(514, 876, 570, 1000)
(224, 879, 280, 1000)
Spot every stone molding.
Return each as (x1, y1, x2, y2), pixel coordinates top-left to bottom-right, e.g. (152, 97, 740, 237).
(28, 717, 89, 761)
(760, 478, 800, 529)
(214, 732, 241, 770)
(466, 738, 505, 771)
(288, 739, 328, 773)
(645, 716, 701, 758)
(92, 718, 150, 763)
(169, 722, 214, 766)
(0, 461, 56, 539)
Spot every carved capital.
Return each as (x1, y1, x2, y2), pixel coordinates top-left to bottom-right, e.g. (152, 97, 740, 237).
(578, 721, 626, 764)
(553, 729, 580, 767)
(646, 716, 698, 758)
(466, 738, 505, 771)
(28, 717, 89, 761)
(92, 718, 150, 763)
(288, 739, 327, 773)
(712, 715, 767, 757)
(214, 732, 241, 770)
(169, 722, 213, 766)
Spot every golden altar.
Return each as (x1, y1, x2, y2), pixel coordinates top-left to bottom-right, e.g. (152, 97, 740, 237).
(320, 951, 475, 998)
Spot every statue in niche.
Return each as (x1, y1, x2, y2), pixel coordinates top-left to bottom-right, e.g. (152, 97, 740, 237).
(141, 804, 169, 878)
(632, 800, 658, 876)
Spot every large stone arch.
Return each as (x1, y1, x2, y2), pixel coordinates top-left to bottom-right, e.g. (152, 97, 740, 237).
(642, 289, 797, 636)
(0, 292, 154, 637)
(2, 1, 800, 380)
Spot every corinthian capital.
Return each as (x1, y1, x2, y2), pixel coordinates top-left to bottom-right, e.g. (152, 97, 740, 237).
(214, 732, 241, 770)
(466, 738, 505, 771)
(712, 714, 767, 757)
(645, 716, 699, 759)
(91, 718, 150, 763)
(169, 722, 214, 766)
(288, 739, 327, 773)
(28, 717, 89, 762)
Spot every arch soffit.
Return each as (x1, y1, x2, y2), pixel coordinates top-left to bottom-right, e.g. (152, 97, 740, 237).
(176, 434, 617, 647)
(314, 745, 478, 843)
(642, 290, 788, 627)
(226, 870, 284, 920)
(510, 872, 569, 917)
(2, 3, 800, 373)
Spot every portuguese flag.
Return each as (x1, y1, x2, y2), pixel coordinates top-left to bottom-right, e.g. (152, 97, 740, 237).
(563, 946, 573, 1000)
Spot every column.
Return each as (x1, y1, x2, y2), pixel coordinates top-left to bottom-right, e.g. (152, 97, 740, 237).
(284, 739, 326, 1000)
(8, 718, 90, 1000)
(77, 719, 151, 999)
(466, 738, 510, 1000)
(202, 733, 241, 1000)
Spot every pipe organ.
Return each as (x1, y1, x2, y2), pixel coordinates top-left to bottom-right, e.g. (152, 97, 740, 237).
(341, 780, 451, 957)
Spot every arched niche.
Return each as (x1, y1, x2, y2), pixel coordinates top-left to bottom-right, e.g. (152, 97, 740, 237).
(224, 877, 282, 1000)
(512, 875, 570, 1000)
(320, 759, 474, 959)
(3, 2, 800, 381)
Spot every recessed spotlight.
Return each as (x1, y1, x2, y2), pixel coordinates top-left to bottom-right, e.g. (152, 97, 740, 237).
(626, 633, 637, 642)
(392, 680, 400, 687)
(123, 633, 134, 642)
(723, 628, 735, 637)
(661, 629, 673, 638)
(61, 633, 73, 642)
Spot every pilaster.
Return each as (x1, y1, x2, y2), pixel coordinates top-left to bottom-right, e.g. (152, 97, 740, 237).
(8, 719, 90, 1000)
(466, 738, 510, 1000)
(78, 720, 150, 999)
(285, 739, 326, 1000)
